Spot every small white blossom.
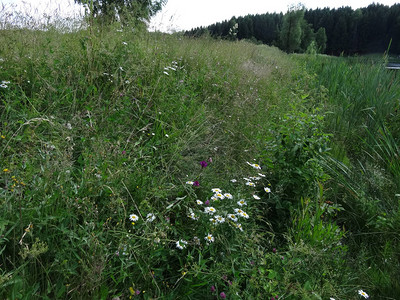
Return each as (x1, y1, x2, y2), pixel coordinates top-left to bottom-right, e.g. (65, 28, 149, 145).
(129, 214, 139, 222)
(188, 212, 199, 220)
(176, 239, 188, 250)
(196, 200, 203, 205)
(227, 214, 238, 222)
(264, 187, 271, 193)
(237, 199, 247, 206)
(146, 213, 156, 222)
(204, 233, 214, 243)
(253, 195, 260, 200)
(247, 161, 261, 169)
(215, 215, 225, 223)
(358, 290, 369, 299)
(204, 207, 216, 215)
(224, 193, 233, 199)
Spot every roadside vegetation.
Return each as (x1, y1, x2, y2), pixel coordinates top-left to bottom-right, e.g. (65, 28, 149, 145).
(1, 6, 399, 300)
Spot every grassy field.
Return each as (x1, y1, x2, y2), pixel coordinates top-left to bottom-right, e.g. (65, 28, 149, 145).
(1, 16, 400, 300)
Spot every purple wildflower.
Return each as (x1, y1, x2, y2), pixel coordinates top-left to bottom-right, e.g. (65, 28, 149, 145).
(193, 181, 200, 186)
(122, 150, 126, 155)
(205, 199, 210, 206)
(220, 292, 226, 299)
(200, 160, 208, 168)
(272, 248, 277, 253)
(210, 286, 216, 293)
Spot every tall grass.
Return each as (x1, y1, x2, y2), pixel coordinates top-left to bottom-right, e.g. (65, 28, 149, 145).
(1, 8, 399, 299)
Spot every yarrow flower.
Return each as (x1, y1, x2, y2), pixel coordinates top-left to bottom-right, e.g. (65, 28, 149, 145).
(205, 233, 214, 243)
(129, 214, 139, 222)
(176, 239, 188, 250)
(146, 213, 156, 222)
(358, 290, 369, 299)
(193, 236, 200, 245)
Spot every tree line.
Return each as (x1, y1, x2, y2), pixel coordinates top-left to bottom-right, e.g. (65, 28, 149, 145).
(184, 3, 400, 55)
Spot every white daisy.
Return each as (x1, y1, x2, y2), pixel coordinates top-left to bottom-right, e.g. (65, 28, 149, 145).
(196, 200, 203, 205)
(264, 187, 271, 193)
(246, 181, 255, 187)
(224, 193, 233, 199)
(253, 195, 261, 200)
(129, 214, 139, 222)
(186, 181, 194, 185)
(188, 212, 199, 220)
(358, 290, 369, 299)
(146, 213, 156, 222)
(211, 188, 222, 193)
(215, 193, 225, 200)
(247, 162, 261, 169)
(204, 233, 214, 243)
(237, 199, 247, 206)
(227, 214, 238, 222)
(204, 207, 216, 215)
(176, 239, 188, 250)
(239, 211, 249, 219)
(258, 173, 266, 177)
(215, 215, 225, 223)
(230, 179, 237, 183)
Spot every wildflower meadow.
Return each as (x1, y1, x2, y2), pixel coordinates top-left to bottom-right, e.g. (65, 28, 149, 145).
(1, 7, 400, 300)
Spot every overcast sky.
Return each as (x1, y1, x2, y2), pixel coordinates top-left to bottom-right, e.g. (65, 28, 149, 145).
(1, 0, 399, 31)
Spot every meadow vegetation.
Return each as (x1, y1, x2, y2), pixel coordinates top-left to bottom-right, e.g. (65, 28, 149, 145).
(0, 12, 400, 300)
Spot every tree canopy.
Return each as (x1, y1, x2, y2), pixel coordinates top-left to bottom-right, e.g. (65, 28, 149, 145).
(185, 3, 400, 55)
(75, 0, 167, 24)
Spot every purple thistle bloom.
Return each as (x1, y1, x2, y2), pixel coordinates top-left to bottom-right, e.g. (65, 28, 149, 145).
(272, 248, 277, 253)
(220, 292, 226, 299)
(193, 181, 200, 186)
(210, 285, 216, 293)
(200, 160, 208, 168)
(205, 199, 210, 206)
(122, 150, 126, 155)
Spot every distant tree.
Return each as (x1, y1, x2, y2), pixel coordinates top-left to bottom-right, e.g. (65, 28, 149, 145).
(315, 27, 327, 53)
(300, 20, 314, 51)
(279, 5, 305, 52)
(75, 0, 167, 24)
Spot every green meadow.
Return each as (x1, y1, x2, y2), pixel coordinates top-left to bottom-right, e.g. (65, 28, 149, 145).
(1, 17, 399, 300)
